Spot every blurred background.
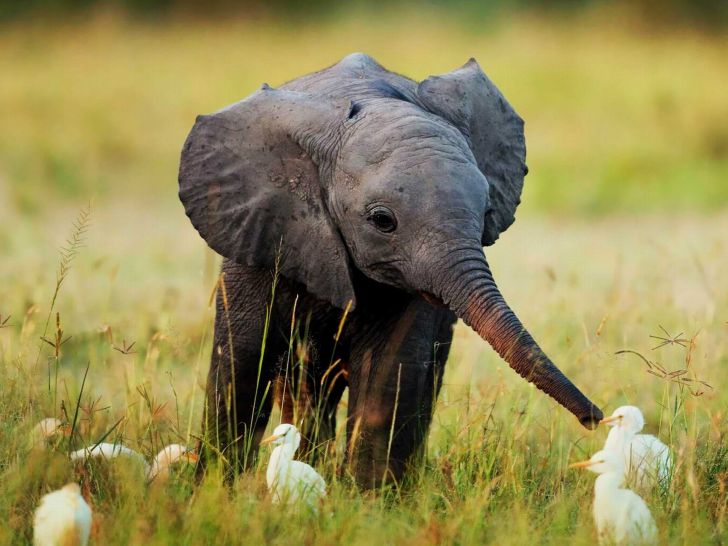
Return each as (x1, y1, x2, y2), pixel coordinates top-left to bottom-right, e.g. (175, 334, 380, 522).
(1, 5, 726, 543)
(0, 0, 725, 429)
(1, 0, 726, 217)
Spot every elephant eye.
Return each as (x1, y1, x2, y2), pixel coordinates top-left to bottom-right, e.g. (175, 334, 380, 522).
(367, 205, 397, 233)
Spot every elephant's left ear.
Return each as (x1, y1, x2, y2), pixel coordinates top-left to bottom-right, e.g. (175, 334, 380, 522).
(417, 59, 527, 246)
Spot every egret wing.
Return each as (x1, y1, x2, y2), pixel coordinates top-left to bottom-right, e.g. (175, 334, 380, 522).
(290, 461, 326, 502)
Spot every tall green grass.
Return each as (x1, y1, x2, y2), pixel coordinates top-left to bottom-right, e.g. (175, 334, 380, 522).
(0, 205, 725, 544)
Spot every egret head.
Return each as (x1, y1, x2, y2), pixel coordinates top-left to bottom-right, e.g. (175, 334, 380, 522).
(261, 423, 302, 451)
(156, 444, 199, 468)
(32, 418, 71, 446)
(599, 405, 645, 433)
(147, 444, 198, 482)
(569, 449, 624, 475)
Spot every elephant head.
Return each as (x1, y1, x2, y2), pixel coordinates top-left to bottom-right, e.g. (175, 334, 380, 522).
(179, 53, 603, 428)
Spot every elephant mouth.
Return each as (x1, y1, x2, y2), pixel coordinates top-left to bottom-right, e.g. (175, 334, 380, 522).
(418, 291, 447, 308)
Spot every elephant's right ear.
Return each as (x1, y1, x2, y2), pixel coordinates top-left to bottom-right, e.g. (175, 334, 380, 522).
(178, 87, 356, 309)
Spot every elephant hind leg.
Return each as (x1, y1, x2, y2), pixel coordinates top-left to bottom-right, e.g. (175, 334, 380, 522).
(275, 354, 348, 463)
(310, 359, 349, 461)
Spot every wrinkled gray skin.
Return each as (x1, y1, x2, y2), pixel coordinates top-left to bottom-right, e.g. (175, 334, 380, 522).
(179, 53, 603, 487)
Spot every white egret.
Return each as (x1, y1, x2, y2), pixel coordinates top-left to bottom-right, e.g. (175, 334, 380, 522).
(70, 441, 198, 482)
(601, 406, 672, 489)
(147, 443, 199, 482)
(70, 442, 151, 476)
(261, 423, 326, 509)
(33, 482, 92, 546)
(31, 418, 71, 448)
(570, 449, 657, 545)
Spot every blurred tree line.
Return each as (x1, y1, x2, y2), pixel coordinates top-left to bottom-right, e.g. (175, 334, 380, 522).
(1, 0, 727, 27)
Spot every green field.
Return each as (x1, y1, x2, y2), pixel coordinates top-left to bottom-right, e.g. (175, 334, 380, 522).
(0, 9, 726, 545)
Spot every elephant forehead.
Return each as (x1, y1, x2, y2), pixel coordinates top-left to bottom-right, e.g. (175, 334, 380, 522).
(342, 102, 473, 165)
(335, 148, 489, 217)
(374, 152, 484, 193)
(399, 161, 488, 217)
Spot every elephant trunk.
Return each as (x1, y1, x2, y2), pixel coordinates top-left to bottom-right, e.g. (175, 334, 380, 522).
(431, 246, 602, 428)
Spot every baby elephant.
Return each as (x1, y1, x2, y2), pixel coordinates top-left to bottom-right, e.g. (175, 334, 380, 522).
(179, 53, 603, 488)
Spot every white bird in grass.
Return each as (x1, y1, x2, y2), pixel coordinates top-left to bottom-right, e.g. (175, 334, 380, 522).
(600, 406, 672, 489)
(33, 483, 92, 546)
(31, 418, 71, 448)
(70, 442, 151, 476)
(261, 423, 326, 509)
(70, 442, 198, 482)
(147, 444, 199, 482)
(571, 449, 657, 545)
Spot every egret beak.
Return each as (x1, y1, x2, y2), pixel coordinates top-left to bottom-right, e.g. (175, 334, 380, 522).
(60, 424, 72, 436)
(569, 459, 597, 469)
(185, 451, 199, 463)
(260, 433, 282, 446)
(599, 415, 622, 425)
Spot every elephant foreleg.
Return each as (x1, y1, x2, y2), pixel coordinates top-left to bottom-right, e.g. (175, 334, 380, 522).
(346, 298, 455, 488)
(201, 261, 285, 478)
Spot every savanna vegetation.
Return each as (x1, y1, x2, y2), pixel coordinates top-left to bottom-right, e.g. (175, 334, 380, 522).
(0, 6, 726, 545)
